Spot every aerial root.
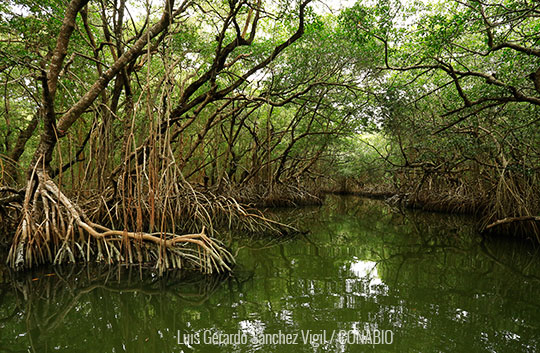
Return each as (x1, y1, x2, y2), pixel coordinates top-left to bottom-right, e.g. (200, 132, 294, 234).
(7, 171, 234, 274)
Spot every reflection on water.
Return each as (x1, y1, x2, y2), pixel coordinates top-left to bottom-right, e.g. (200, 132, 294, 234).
(346, 259, 386, 298)
(1, 195, 540, 352)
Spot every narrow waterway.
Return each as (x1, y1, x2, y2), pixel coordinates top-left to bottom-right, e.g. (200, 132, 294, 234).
(1, 195, 539, 352)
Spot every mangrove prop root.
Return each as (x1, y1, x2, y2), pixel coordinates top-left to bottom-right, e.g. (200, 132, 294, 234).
(485, 215, 540, 230)
(7, 172, 234, 274)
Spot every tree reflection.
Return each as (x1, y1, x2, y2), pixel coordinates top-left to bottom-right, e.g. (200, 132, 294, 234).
(0, 266, 228, 352)
(0, 196, 539, 352)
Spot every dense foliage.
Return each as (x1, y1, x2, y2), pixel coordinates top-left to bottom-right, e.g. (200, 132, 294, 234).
(338, 0, 540, 238)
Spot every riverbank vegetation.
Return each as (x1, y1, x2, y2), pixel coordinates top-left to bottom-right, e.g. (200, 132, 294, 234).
(336, 0, 540, 240)
(1, 0, 539, 273)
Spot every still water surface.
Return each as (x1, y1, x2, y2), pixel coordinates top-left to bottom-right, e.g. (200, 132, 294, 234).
(1, 196, 539, 352)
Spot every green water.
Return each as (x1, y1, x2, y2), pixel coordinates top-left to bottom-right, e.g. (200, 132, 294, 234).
(1, 196, 540, 352)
